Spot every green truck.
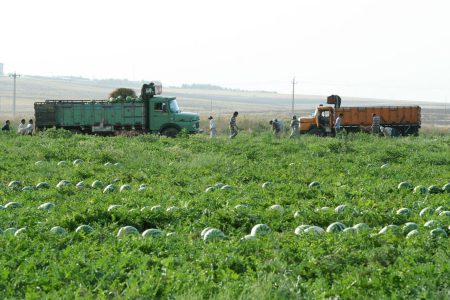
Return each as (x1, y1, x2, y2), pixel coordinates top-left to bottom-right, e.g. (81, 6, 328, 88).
(34, 82, 200, 136)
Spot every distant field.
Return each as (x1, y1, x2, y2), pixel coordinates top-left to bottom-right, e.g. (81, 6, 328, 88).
(0, 76, 449, 128)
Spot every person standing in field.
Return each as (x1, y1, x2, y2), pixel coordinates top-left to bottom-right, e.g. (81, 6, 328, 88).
(290, 115, 300, 138)
(335, 113, 343, 134)
(229, 111, 239, 138)
(371, 113, 381, 135)
(2, 120, 10, 131)
(17, 119, 27, 135)
(208, 116, 217, 138)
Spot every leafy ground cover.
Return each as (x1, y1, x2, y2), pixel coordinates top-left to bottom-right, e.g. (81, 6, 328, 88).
(0, 130, 449, 299)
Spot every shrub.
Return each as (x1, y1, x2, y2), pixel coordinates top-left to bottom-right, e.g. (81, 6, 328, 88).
(108, 88, 136, 99)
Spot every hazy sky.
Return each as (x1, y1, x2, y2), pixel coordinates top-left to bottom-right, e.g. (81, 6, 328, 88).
(2, 0, 450, 102)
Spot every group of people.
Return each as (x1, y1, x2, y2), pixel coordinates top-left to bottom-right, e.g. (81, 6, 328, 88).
(336, 112, 383, 135)
(206, 111, 382, 138)
(207, 112, 239, 139)
(207, 112, 302, 139)
(1, 119, 34, 135)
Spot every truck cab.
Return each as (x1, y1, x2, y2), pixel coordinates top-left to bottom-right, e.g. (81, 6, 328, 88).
(299, 105, 335, 136)
(148, 96, 200, 136)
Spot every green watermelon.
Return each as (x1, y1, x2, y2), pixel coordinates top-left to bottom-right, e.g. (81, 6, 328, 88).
(428, 185, 442, 194)
(442, 183, 450, 193)
(402, 222, 418, 235)
(430, 228, 447, 238)
(294, 225, 311, 235)
(117, 226, 139, 237)
(251, 224, 271, 236)
(398, 182, 413, 190)
(142, 229, 163, 238)
(326, 222, 346, 233)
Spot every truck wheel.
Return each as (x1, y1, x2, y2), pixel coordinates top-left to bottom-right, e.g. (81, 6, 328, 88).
(308, 128, 325, 136)
(70, 128, 83, 135)
(161, 127, 179, 137)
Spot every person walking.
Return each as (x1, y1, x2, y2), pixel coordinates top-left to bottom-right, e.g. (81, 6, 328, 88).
(229, 111, 239, 138)
(269, 119, 282, 137)
(208, 116, 217, 138)
(371, 113, 381, 135)
(335, 113, 343, 134)
(2, 120, 10, 131)
(290, 115, 300, 138)
(17, 119, 27, 135)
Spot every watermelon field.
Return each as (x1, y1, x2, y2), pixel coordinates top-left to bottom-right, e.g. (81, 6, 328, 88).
(0, 129, 449, 299)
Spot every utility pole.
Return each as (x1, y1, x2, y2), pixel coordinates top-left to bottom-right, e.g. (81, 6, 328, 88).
(9, 72, 21, 119)
(291, 77, 298, 114)
(445, 96, 448, 114)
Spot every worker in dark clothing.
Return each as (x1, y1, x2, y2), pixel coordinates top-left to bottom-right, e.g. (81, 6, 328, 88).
(290, 116, 300, 138)
(372, 113, 381, 134)
(229, 111, 239, 138)
(2, 120, 10, 131)
(141, 82, 155, 101)
(318, 112, 326, 128)
(269, 119, 282, 137)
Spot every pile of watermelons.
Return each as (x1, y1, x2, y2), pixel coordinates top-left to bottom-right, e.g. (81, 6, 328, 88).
(107, 88, 141, 103)
(107, 95, 143, 103)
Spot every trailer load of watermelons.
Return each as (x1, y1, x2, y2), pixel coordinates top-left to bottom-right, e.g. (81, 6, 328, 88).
(107, 96, 143, 103)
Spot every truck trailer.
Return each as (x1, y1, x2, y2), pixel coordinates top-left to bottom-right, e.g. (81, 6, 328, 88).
(34, 82, 200, 137)
(299, 95, 421, 136)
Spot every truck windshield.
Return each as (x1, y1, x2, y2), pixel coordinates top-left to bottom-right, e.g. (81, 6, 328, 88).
(169, 100, 180, 113)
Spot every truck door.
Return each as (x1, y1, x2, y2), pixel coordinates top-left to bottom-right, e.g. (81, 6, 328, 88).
(317, 107, 333, 134)
(323, 109, 335, 133)
(149, 100, 170, 132)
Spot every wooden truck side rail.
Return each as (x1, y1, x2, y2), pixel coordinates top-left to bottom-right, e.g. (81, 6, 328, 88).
(35, 100, 145, 134)
(337, 106, 421, 135)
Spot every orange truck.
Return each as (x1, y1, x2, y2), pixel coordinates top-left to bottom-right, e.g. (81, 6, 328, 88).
(299, 95, 421, 136)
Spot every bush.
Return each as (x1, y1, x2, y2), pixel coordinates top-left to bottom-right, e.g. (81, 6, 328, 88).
(109, 88, 136, 99)
(40, 127, 73, 139)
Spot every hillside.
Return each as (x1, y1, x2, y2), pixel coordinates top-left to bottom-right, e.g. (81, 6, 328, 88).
(0, 75, 448, 127)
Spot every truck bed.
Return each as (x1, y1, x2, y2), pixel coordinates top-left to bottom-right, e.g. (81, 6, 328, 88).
(335, 106, 421, 135)
(35, 100, 145, 131)
(336, 106, 421, 126)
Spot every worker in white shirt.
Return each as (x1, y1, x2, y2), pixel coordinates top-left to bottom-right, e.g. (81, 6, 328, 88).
(335, 113, 343, 133)
(25, 119, 34, 135)
(208, 116, 217, 138)
(17, 119, 27, 135)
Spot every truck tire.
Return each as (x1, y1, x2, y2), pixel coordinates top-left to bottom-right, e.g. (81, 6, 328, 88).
(70, 128, 83, 135)
(308, 128, 325, 136)
(161, 127, 179, 137)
